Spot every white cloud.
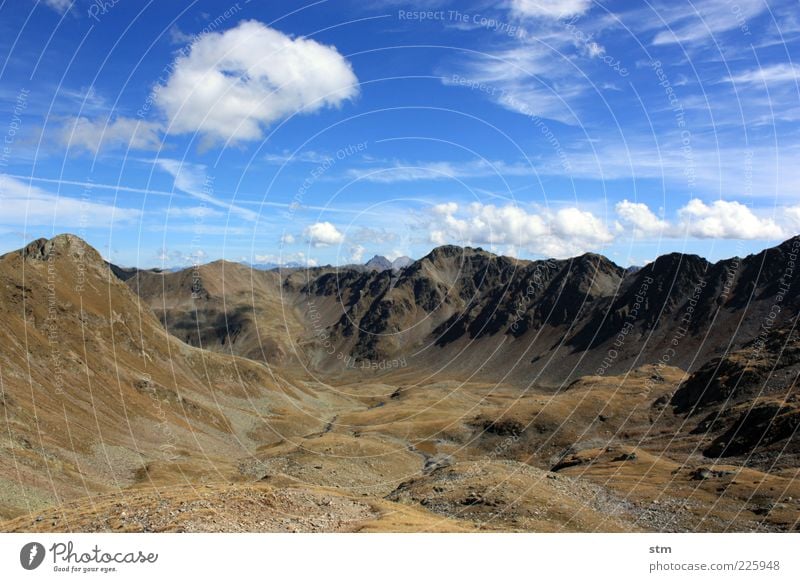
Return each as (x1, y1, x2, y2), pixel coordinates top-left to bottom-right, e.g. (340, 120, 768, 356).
(304, 221, 344, 247)
(448, 45, 579, 124)
(280, 233, 296, 244)
(677, 199, 784, 239)
(725, 64, 800, 85)
(615, 200, 671, 237)
(156, 247, 208, 267)
(425, 198, 790, 257)
(426, 202, 612, 258)
(349, 244, 365, 262)
(156, 159, 208, 194)
(585, 41, 605, 58)
(155, 20, 359, 144)
(551, 207, 615, 243)
(433, 202, 458, 215)
(42, 0, 72, 14)
(61, 116, 162, 153)
(786, 206, 800, 230)
(0, 176, 140, 226)
(510, 0, 592, 19)
(385, 249, 408, 261)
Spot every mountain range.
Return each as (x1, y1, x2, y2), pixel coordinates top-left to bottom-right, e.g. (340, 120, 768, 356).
(0, 233, 798, 532)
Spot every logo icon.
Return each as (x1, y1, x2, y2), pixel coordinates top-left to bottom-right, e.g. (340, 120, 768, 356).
(20, 542, 45, 570)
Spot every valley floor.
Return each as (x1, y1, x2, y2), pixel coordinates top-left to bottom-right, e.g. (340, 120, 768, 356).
(3, 372, 798, 533)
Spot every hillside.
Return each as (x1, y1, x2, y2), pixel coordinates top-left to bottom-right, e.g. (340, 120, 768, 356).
(0, 235, 332, 520)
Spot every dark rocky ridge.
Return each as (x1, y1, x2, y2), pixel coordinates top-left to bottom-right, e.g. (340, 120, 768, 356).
(291, 236, 800, 383)
(111, 236, 800, 384)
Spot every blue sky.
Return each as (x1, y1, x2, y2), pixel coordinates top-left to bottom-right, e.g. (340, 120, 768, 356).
(1, 0, 800, 268)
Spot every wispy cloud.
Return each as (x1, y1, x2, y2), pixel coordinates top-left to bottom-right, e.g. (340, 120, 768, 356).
(644, 0, 766, 45)
(347, 158, 536, 183)
(154, 159, 260, 221)
(0, 175, 140, 226)
(40, 0, 73, 14)
(263, 150, 334, 165)
(60, 116, 162, 154)
(724, 63, 800, 85)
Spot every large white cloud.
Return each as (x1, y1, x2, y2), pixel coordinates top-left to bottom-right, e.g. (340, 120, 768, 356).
(156, 20, 359, 144)
(427, 202, 612, 258)
(304, 221, 345, 247)
(677, 199, 784, 239)
(61, 116, 162, 153)
(616, 200, 671, 237)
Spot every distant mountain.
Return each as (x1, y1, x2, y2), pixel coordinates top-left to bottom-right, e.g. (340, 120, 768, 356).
(244, 261, 306, 270)
(363, 254, 415, 272)
(391, 256, 413, 270)
(365, 255, 392, 271)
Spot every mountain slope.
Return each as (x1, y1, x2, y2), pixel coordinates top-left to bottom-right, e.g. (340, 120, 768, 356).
(124, 260, 306, 366)
(296, 237, 800, 383)
(0, 235, 324, 520)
